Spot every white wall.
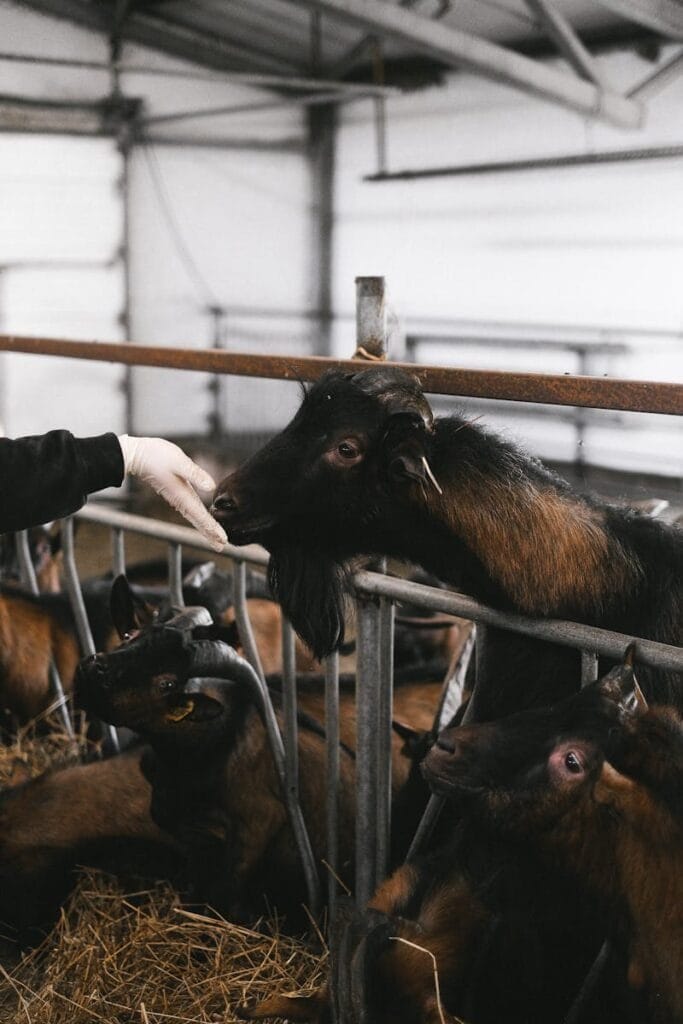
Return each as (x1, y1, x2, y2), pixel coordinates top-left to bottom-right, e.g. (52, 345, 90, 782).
(0, 2, 312, 441)
(333, 48, 683, 477)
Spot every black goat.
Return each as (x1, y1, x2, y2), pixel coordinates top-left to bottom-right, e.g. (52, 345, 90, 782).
(213, 366, 682, 716)
(77, 578, 442, 923)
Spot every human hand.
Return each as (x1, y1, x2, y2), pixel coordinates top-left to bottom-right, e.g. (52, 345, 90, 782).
(118, 435, 227, 551)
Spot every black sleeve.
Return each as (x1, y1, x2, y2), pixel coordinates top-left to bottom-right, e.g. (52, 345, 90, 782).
(0, 430, 125, 533)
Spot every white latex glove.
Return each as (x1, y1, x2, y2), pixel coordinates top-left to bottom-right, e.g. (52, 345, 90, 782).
(118, 435, 227, 552)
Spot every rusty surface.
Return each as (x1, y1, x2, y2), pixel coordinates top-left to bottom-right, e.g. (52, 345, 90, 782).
(0, 334, 681, 415)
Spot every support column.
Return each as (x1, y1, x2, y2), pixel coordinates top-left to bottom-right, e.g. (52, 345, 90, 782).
(307, 104, 336, 356)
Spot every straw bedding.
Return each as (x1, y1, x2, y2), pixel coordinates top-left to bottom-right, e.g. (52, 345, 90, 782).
(0, 724, 325, 1024)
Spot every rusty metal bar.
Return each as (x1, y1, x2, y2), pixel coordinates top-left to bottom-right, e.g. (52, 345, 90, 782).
(1, 335, 681, 415)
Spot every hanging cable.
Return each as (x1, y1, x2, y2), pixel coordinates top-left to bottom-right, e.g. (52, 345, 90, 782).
(140, 143, 219, 308)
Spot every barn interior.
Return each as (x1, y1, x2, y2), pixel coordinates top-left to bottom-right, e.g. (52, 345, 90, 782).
(0, 2, 682, 1022)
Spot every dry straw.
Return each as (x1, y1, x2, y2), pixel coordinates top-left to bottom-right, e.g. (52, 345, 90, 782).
(0, 722, 325, 1023)
(0, 872, 326, 1024)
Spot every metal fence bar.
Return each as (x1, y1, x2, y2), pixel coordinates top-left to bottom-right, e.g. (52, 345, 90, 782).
(376, 597, 394, 880)
(60, 517, 120, 753)
(232, 559, 266, 683)
(281, 616, 301, 826)
(112, 527, 126, 578)
(167, 542, 184, 607)
(354, 595, 382, 907)
(324, 650, 341, 922)
(2, 336, 682, 415)
(353, 572, 683, 675)
(581, 651, 599, 686)
(14, 530, 74, 737)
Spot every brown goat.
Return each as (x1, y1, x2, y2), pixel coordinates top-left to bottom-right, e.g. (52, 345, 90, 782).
(0, 747, 178, 944)
(241, 663, 675, 1024)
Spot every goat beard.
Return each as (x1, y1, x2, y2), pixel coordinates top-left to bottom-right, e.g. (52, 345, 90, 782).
(268, 544, 349, 661)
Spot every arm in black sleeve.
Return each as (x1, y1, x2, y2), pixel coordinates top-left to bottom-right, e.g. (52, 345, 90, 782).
(0, 430, 125, 533)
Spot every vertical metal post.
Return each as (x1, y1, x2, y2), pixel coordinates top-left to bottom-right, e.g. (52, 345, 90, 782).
(112, 527, 126, 578)
(61, 517, 119, 752)
(167, 543, 184, 608)
(376, 593, 394, 880)
(15, 530, 74, 737)
(325, 650, 341, 922)
(354, 594, 382, 906)
(355, 276, 387, 360)
(281, 616, 301, 820)
(307, 104, 336, 357)
(233, 560, 265, 682)
(207, 304, 226, 440)
(118, 124, 134, 436)
(581, 650, 599, 686)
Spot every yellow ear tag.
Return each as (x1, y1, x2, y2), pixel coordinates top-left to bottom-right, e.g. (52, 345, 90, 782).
(165, 700, 195, 723)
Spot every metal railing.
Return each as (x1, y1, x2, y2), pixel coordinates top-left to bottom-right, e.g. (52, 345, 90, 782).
(2, 277, 682, 1022)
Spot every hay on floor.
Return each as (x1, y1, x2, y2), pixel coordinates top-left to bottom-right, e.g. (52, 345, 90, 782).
(1, 871, 326, 1024)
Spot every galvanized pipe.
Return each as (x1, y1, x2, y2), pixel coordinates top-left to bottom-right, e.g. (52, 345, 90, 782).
(353, 572, 683, 675)
(111, 527, 126, 578)
(325, 650, 341, 922)
(14, 530, 74, 737)
(354, 277, 387, 359)
(581, 651, 599, 686)
(4, 336, 681, 415)
(232, 560, 266, 683)
(167, 542, 184, 608)
(221, 642, 321, 916)
(281, 616, 301, 818)
(354, 595, 382, 906)
(60, 518, 119, 752)
(376, 596, 394, 879)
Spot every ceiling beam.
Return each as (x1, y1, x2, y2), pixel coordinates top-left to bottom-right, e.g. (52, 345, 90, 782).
(628, 46, 683, 98)
(11, 0, 301, 75)
(523, 0, 608, 86)
(591, 0, 683, 41)
(287, 0, 641, 127)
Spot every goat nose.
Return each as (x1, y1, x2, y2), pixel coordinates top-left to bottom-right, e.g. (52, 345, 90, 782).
(211, 494, 237, 515)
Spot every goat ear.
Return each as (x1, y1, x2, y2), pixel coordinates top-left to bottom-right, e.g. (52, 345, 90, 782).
(593, 760, 636, 808)
(110, 574, 157, 639)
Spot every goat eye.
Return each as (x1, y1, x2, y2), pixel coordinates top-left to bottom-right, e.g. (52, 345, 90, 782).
(564, 751, 584, 774)
(156, 676, 177, 693)
(338, 441, 360, 459)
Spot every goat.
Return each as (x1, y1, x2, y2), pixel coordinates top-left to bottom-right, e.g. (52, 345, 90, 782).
(0, 524, 62, 592)
(0, 746, 179, 946)
(241, 659, 664, 1023)
(423, 659, 683, 1024)
(77, 578, 442, 924)
(212, 366, 682, 716)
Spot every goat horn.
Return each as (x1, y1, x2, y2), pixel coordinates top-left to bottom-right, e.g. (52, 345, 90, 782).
(352, 366, 434, 431)
(421, 456, 443, 495)
(185, 639, 260, 691)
